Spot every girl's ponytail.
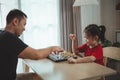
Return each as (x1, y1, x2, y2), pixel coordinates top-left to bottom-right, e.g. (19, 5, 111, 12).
(98, 25, 106, 43)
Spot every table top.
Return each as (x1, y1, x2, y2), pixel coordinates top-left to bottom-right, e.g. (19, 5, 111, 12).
(23, 58, 116, 80)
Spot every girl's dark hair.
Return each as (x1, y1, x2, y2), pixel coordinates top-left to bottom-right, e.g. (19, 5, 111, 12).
(6, 9, 27, 24)
(84, 24, 105, 43)
(98, 25, 106, 43)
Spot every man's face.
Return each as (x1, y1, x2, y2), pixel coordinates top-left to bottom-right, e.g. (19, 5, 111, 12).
(15, 17, 26, 36)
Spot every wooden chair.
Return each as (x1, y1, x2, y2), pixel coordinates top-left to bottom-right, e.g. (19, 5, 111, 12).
(103, 47, 120, 80)
(84, 47, 119, 80)
(103, 47, 120, 65)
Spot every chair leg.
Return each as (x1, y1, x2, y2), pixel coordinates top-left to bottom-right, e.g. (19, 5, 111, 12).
(103, 57, 108, 66)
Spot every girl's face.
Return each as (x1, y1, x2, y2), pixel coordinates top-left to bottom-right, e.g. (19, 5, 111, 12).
(84, 33, 99, 47)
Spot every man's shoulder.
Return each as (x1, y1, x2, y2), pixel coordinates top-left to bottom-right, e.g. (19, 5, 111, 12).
(0, 30, 5, 34)
(0, 30, 17, 38)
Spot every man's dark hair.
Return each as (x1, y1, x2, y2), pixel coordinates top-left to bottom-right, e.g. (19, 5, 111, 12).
(6, 9, 27, 24)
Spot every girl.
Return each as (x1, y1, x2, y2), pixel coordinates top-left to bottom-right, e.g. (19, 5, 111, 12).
(68, 24, 104, 65)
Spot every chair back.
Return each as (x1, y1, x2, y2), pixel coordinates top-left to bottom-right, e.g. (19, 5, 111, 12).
(103, 47, 120, 66)
(103, 47, 120, 61)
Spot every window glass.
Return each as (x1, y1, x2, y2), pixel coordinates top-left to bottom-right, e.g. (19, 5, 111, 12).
(21, 0, 60, 48)
(0, 0, 18, 28)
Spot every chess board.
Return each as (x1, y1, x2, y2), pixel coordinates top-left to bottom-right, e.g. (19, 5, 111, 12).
(48, 52, 77, 62)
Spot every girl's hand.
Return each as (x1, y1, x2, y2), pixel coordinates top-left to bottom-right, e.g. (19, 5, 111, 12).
(69, 34, 76, 41)
(68, 57, 77, 63)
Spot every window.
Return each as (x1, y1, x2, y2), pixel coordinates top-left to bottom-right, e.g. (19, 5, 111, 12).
(21, 0, 60, 49)
(0, 0, 18, 28)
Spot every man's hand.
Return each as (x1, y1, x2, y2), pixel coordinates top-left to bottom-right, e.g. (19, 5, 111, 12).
(50, 46, 64, 53)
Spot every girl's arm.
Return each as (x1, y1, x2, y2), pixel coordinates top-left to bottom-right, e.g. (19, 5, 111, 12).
(69, 34, 79, 54)
(76, 56, 96, 63)
(72, 38, 79, 54)
(68, 56, 96, 63)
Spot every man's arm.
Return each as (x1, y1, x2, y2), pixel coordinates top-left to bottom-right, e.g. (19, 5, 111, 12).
(18, 46, 63, 60)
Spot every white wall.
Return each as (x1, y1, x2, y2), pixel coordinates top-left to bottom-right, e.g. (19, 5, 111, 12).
(81, 4, 101, 43)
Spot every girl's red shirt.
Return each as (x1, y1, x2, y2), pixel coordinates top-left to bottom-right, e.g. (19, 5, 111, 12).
(78, 44, 104, 65)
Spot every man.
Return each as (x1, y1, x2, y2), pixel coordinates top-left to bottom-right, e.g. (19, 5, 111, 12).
(0, 9, 63, 80)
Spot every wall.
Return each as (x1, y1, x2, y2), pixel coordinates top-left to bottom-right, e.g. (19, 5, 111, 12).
(116, 0, 120, 30)
(80, 0, 120, 43)
(101, 0, 120, 43)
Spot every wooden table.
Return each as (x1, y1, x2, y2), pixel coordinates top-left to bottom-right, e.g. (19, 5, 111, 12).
(23, 59, 116, 80)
